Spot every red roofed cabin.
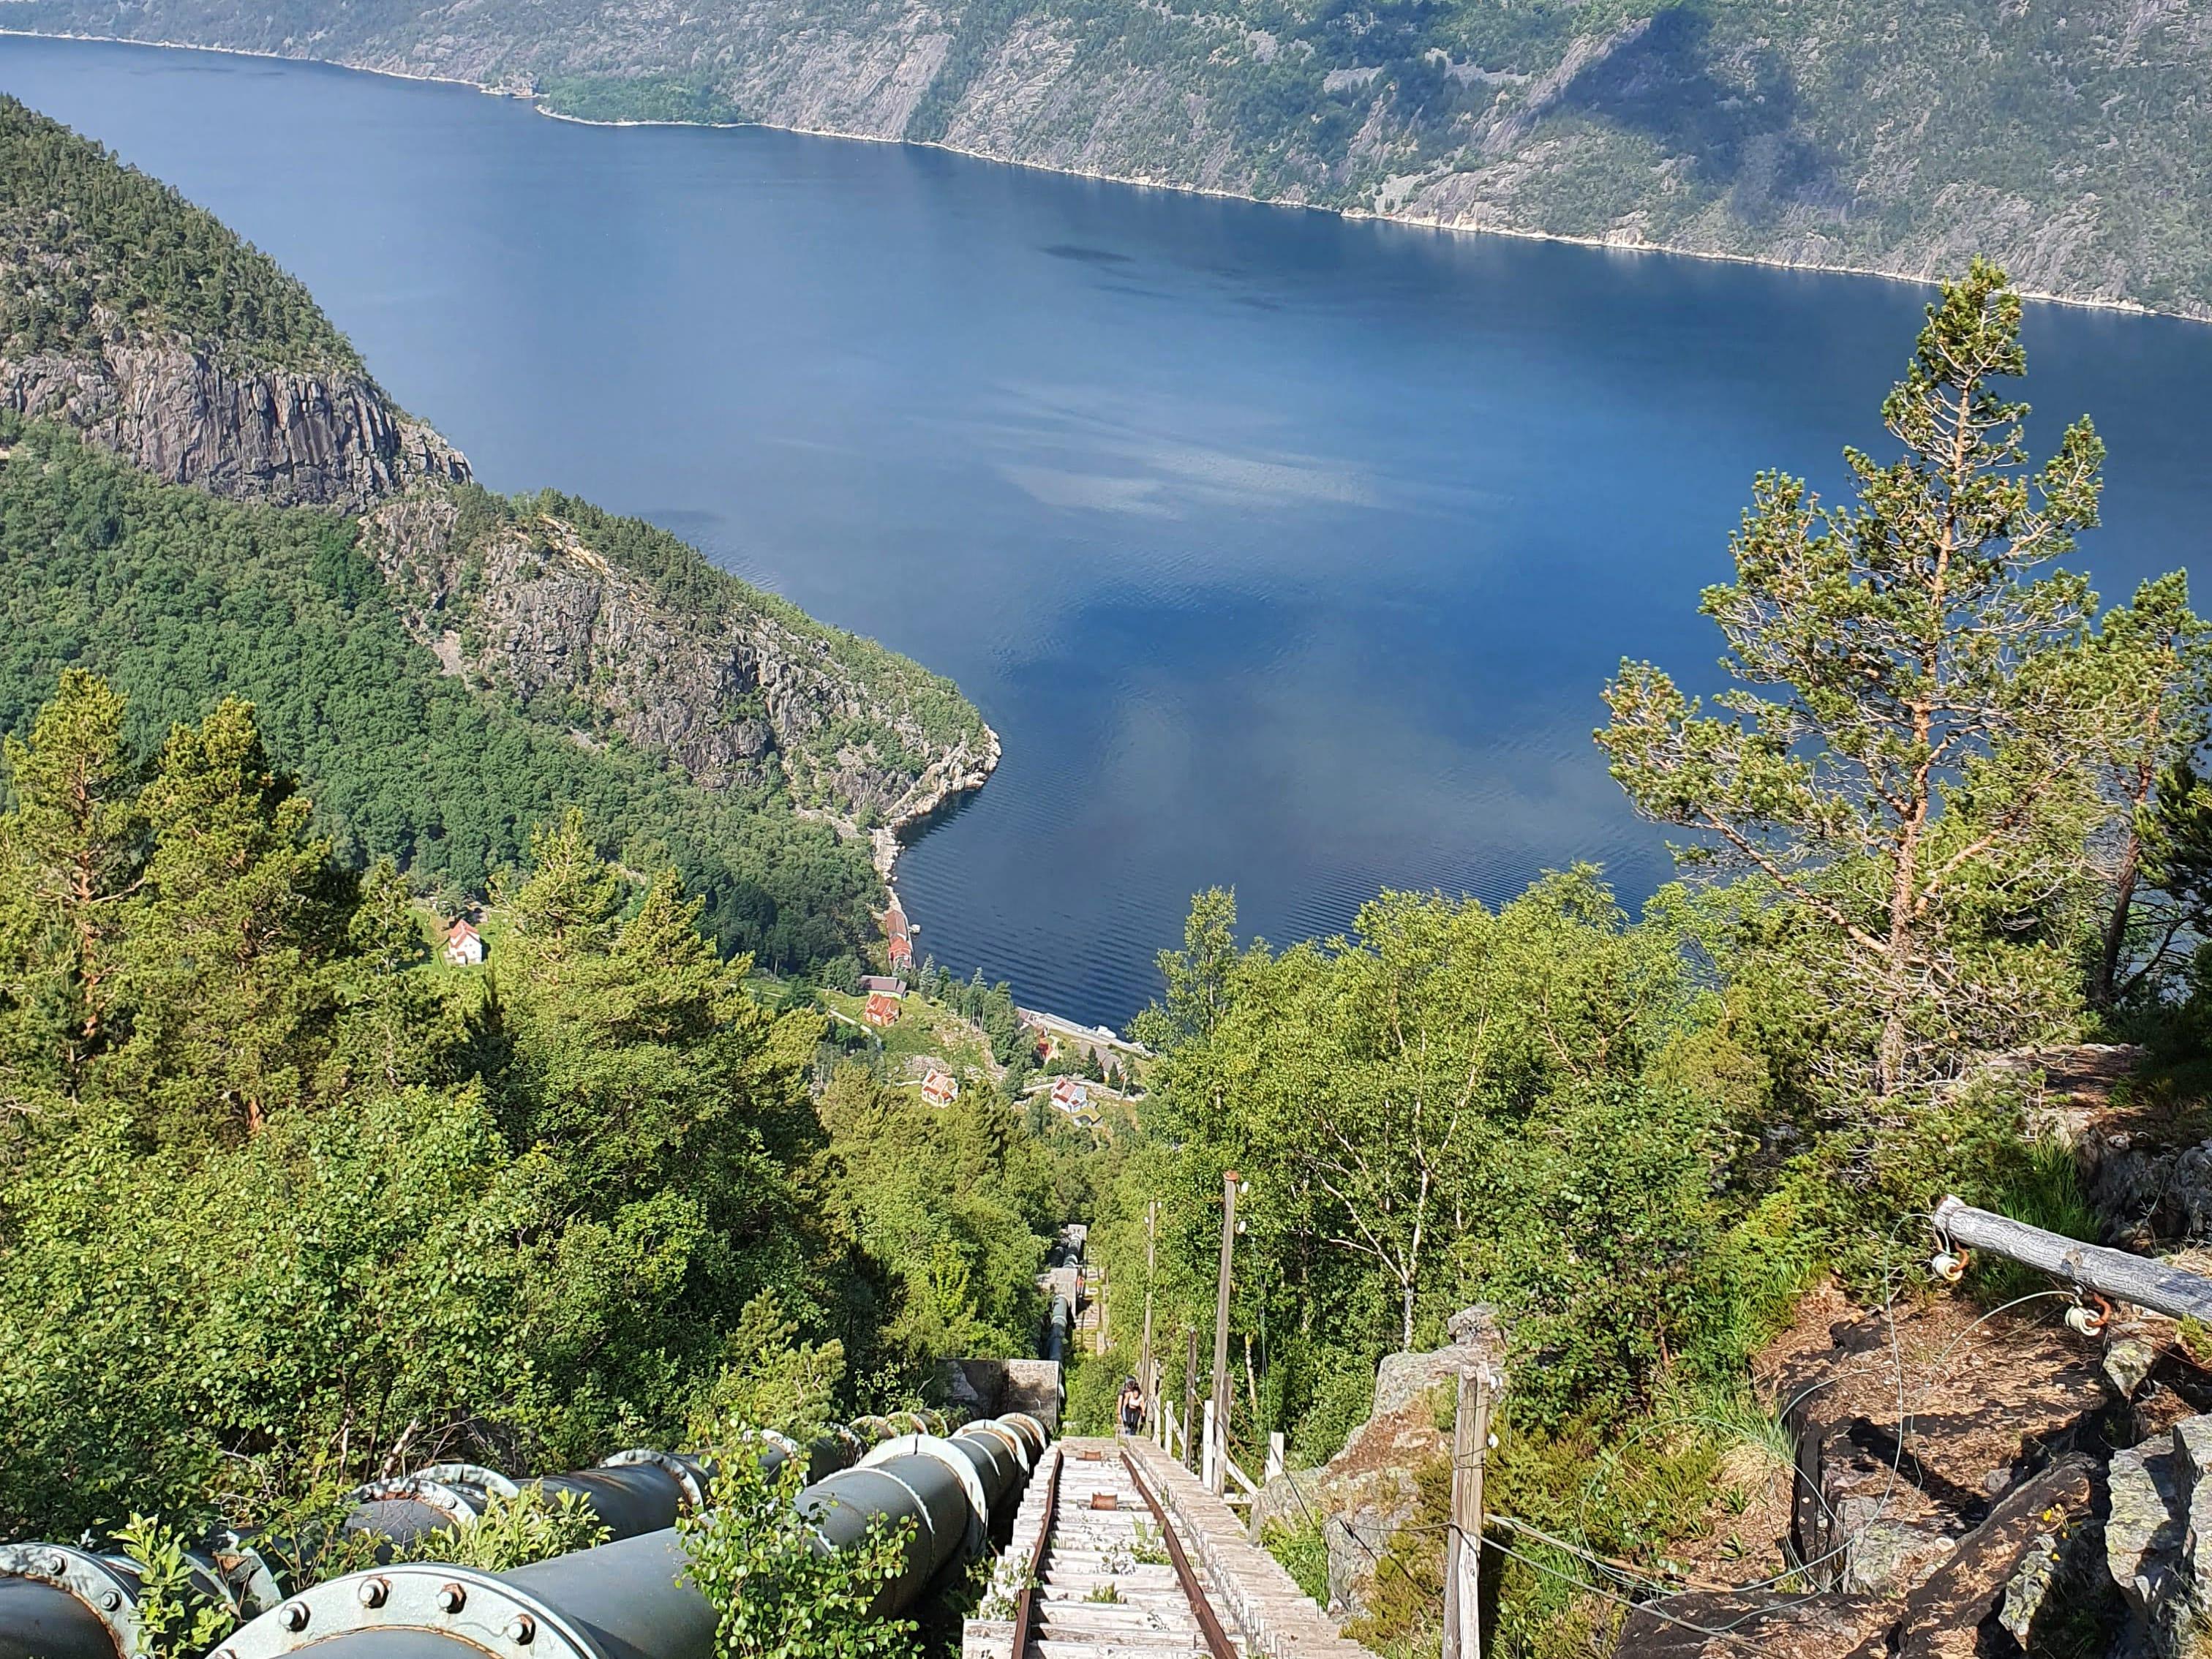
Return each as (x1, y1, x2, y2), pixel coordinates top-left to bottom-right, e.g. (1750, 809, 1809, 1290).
(884, 903, 914, 971)
(864, 993, 901, 1027)
(442, 919, 484, 967)
(922, 1067, 959, 1107)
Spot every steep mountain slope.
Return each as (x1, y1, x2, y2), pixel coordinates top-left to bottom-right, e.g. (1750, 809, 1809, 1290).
(0, 96, 997, 967)
(0, 94, 470, 505)
(12, 0, 2212, 316)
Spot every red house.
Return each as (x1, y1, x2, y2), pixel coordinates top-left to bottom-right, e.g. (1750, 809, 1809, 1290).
(864, 993, 901, 1027)
(884, 903, 914, 971)
(921, 1067, 959, 1107)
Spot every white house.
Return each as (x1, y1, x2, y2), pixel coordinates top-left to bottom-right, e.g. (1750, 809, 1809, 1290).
(443, 919, 484, 967)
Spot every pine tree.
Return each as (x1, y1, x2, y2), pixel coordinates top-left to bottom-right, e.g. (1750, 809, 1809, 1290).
(0, 669, 142, 1102)
(1600, 263, 2104, 1095)
(120, 698, 347, 1140)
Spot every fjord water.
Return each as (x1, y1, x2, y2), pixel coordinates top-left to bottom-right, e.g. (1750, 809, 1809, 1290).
(7, 37, 2211, 1026)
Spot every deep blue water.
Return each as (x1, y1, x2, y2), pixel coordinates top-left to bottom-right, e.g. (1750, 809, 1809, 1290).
(6, 35, 2211, 1026)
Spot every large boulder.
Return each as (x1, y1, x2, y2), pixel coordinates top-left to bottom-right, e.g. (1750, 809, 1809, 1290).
(1250, 1306, 1505, 1618)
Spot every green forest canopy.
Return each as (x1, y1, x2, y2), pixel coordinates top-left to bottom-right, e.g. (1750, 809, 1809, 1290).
(0, 419, 884, 970)
(0, 92, 362, 370)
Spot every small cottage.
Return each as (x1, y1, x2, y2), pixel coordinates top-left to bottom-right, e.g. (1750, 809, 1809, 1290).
(864, 993, 901, 1027)
(921, 1067, 959, 1107)
(443, 919, 484, 967)
(1050, 1076, 1088, 1114)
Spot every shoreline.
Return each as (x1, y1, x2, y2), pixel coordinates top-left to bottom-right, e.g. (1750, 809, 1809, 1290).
(1, 26, 2198, 327)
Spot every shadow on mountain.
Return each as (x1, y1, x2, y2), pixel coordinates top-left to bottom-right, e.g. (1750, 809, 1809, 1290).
(1556, 3, 1837, 223)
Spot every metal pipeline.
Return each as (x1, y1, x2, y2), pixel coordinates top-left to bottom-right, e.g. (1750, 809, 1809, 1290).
(204, 1412, 1047, 1659)
(0, 1420, 876, 1659)
(0, 1542, 238, 1659)
(1043, 1295, 1072, 1363)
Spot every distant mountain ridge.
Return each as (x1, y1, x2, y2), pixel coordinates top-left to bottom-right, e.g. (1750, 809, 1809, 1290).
(7, 0, 2211, 317)
(0, 94, 997, 970)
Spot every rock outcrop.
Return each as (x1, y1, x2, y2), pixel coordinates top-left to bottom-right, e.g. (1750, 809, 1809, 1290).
(1251, 1307, 1505, 1620)
(0, 343, 470, 510)
(361, 491, 998, 835)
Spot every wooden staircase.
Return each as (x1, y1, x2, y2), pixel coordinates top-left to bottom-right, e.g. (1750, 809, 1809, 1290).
(965, 1440, 1238, 1659)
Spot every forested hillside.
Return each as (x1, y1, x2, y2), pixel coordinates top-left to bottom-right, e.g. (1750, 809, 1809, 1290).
(0, 97, 996, 968)
(13, 0, 2212, 315)
(0, 98, 1065, 1584)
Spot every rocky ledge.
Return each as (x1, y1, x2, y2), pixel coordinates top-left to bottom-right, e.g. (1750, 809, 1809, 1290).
(0, 343, 470, 510)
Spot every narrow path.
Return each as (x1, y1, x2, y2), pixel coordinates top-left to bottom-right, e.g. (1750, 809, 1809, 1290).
(1026, 1441, 1233, 1659)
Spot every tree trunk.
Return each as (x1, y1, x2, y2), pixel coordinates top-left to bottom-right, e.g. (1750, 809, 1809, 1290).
(1402, 1278, 1415, 1353)
(1878, 835, 1921, 1095)
(2093, 834, 2142, 1010)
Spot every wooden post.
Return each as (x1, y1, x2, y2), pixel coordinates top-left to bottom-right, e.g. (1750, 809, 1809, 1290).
(1141, 1200, 1158, 1434)
(1210, 1171, 1238, 1494)
(1202, 1398, 1218, 1491)
(1184, 1328, 1200, 1472)
(1265, 1432, 1285, 1484)
(1934, 1195, 2212, 1322)
(1441, 1369, 1494, 1659)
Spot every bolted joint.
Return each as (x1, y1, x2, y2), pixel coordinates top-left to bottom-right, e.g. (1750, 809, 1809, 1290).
(357, 1579, 390, 1609)
(279, 1601, 311, 1632)
(504, 1614, 537, 1644)
(435, 1583, 467, 1614)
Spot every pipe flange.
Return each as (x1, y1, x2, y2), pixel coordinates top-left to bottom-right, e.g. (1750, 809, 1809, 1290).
(998, 1414, 1050, 1458)
(861, 1436, 992, 1542)
(214, 1565, 603, 1659)
(413, 1464, 522, 1502)
(205, 1533, 286, 1617)
(344, 1477, 486, 1527)
(0, 1543, 143, 1658)
(957, 1421, 1032, 1475)
(598, 1448, 708, 1513)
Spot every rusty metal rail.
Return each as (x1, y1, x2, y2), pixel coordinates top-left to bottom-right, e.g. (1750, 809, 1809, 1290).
(1007, 1444, 1064, 1659)
(1120, 1449, 1237, 1659)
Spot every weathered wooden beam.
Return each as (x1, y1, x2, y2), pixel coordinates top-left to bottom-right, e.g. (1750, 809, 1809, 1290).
(1933, 1195, 2212, 1323)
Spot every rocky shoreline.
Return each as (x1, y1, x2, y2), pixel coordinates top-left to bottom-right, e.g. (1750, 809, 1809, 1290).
(0, 29, 2193, 327)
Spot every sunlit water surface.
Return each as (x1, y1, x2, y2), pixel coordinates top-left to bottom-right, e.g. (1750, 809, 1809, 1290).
(7, 35, 2211, 1023)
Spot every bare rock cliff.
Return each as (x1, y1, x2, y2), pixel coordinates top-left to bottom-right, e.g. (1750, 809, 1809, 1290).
(0, 343, 471, 509)
(361, 491, 998, 835)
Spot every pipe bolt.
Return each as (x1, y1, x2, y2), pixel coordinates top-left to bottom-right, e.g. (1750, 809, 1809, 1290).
(358, 1579, 390, 1608)
(437, 1583, 467, 1614)
(279, 1601, 311, 1632)
(99, 1591, 122, 1611)
(44, 1553, 67, 1576)
(504, 1615, 536, 1644)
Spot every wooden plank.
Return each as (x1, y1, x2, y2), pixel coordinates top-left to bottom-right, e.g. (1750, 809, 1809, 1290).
(1121, 1451, 1239, 1659)
(1934, 1195, 2212, 1322)
(1010, 1446, 1065, 1659)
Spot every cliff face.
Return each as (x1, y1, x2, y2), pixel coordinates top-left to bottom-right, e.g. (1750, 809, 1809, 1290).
(0, 342, 471, 509)
(361, 491, 998, 838)
(13, 0, 2212, 317)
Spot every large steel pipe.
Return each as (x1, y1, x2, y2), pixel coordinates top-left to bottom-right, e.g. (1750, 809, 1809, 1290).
(206, 1415, 1045, 1659)
(0, 1543, 237, 1659)
(1, 1426, 849, 1659)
